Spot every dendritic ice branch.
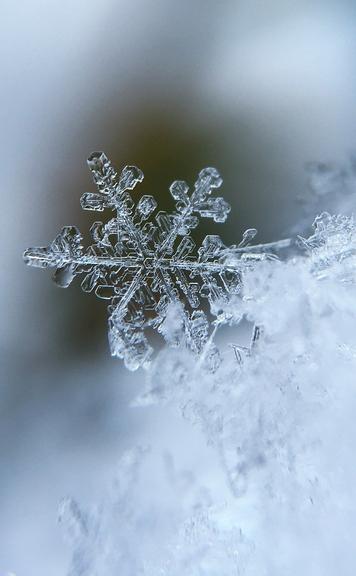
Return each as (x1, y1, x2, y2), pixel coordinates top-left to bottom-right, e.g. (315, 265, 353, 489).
(23, 152, 290, 370)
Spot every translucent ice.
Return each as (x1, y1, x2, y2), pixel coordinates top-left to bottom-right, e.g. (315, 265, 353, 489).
(24, 152, 288, 370)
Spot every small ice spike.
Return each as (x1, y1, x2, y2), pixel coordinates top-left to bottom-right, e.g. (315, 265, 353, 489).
(24, 152, 290, 370)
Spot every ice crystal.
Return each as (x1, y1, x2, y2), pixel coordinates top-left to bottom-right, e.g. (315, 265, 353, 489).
(117, 206, 355, 576)
(298, 211, 356, 281)
(23, 152, 289, 370)
(26, 153, 355, 575)
(58, 206, 356, 573)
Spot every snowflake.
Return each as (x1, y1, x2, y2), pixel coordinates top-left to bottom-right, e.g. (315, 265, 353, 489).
(23, 152, 290, 370)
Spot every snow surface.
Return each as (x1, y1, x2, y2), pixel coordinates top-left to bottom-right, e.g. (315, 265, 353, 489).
(51, 168, 356, 574)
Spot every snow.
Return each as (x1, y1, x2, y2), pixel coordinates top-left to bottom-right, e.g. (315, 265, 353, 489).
(24, 155, 356, 574)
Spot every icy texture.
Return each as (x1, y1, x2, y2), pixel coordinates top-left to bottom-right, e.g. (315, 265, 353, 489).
(298, 211, 356, 281)
(24, 152, 288, 370)
(23, 155, 356, 574)
(58, 448, 244, 576)
(58, 204, 356, 575)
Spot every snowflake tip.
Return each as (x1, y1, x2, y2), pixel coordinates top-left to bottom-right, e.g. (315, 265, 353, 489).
(197, 167, 223, 189)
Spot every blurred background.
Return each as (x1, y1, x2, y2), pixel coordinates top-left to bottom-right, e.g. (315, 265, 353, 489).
(1, 1, 356, 574)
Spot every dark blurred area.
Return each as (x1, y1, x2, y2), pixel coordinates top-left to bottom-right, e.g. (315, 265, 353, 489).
(1, 1, 356, 574)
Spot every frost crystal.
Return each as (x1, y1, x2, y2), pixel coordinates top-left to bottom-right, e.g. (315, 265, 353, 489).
(24, 152, 288, 370)
(298, 212, 356, 281)
(23, 152, 356, 575)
